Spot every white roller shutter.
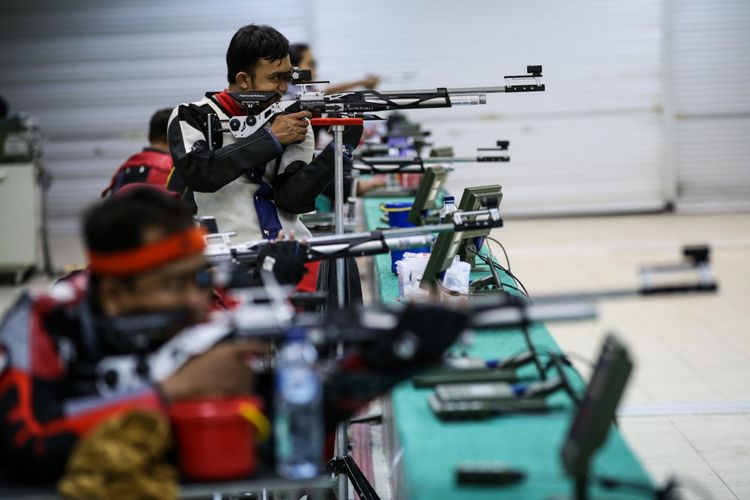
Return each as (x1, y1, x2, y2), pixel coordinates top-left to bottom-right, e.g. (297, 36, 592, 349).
(5, 0, 746, 232)
(672, 0, 750, 212)
(313, 0, 666, 216)
(0, 0, 309, 235)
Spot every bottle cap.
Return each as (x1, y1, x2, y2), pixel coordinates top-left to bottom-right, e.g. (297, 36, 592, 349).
(286, 326, 306, 341)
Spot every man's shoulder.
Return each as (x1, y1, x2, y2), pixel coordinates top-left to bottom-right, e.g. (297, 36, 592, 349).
(174, 95, 225, 117)
(0, 276, 88, 375)
(3, 272, 87, 329)
(188, 94, 214, 107)
(123, 148, 172, 168)
(0, 285, 68, 367)
(0, 274, 85, 327)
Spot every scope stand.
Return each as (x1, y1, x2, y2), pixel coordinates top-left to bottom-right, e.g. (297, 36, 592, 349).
(575, 476, 590, 500)
(565, 473, 604, 500)
(469, 268, 504, 294)
(468, 249, 504, 294)
(312, 118, 381, 500)
(465, 241, 548, 381)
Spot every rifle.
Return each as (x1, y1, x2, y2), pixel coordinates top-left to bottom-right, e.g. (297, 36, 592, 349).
(352, 141, 511, 174)
(214, 66, 544, 140)
(204, 207, 503, 268)
(93, 244, 717, 397)
(93, 288, 593, 398)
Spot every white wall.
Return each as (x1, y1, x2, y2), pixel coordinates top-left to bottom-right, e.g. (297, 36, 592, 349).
(0, 0, 308, 234)
(671, 0, 750, 212)
(314, 0, 665, 216)
(0, 0, 747, 235)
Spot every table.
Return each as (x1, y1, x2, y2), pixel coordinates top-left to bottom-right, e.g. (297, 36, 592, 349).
(0, 474, 334, 500)
(362, 197, 653, 500)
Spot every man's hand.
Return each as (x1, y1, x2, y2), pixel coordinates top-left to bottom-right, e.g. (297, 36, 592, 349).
(360, 74, 380, 90)
(356, 177, 387, 196)
(159, 340, 270, 402)
(270, 111, 311, 145)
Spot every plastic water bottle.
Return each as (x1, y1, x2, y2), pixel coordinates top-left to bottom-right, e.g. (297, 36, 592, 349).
(439, 196, 457, 223)
(274, 331, 323, 479)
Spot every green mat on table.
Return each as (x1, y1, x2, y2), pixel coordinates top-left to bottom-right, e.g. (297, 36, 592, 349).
(362, 197, 653, 499)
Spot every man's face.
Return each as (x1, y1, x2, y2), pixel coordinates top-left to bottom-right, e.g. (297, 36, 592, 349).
(236, 56, 292, 96)
(97, 229, 212, 324)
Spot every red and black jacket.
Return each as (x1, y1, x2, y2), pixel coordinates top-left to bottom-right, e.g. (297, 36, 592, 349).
(0, 275, 166, 482)
(0, 274, 444, 482)
(101, 148, 176, 197)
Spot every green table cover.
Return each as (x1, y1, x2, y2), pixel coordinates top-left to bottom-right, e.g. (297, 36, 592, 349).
(362, 197, 653, 500)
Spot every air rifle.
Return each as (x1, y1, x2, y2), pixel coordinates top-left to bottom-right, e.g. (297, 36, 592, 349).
(93, 285, 594, 398)
(93, 244, 717, 397)
(205, 207, 503, 267)
(214, 66, 544, 141)
(352, 141, 511, 174)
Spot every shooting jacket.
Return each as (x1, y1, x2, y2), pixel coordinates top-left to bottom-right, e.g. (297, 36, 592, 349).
(0, 272, 416, 482)
(101, 147, 174, 197)
(167, 91, 318, 242)
(0, 273, 166, 483)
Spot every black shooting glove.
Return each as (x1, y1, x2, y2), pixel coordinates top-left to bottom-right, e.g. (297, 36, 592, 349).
(321, 124, 363, 201)
(254, 240, 309, 285)
(321, 304, 465, 430)
(362, 303, 468, 373)
(341, 124, 364, 152)
(273, 124, 364, 214)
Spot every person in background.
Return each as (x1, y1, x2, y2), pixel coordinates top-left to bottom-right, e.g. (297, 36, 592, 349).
(288, 43, 380, 94)
(101, 108, 186, 198)
(287, 43, 386, 200)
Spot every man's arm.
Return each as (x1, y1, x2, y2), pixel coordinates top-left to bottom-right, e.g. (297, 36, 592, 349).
(273, 125, 363, 214)
(167, 103, 283, 193)
(321, 169, 357, 202)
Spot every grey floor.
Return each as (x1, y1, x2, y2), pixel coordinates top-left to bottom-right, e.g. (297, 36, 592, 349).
(489, 213, 750, 500)
(2, 212, 749, 499)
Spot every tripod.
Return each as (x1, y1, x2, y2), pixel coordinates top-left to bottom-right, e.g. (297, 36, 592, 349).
(311, 118, 381, 500)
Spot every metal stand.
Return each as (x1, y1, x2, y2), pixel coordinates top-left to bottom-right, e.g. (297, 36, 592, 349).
(332, 123, 346, 312)
(327, 455, 380, 500)
(311, 118, 379, 500)
(575, 476, 589, 500)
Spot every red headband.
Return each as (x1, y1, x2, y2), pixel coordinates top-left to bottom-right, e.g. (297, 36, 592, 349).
(88, 226, 207, 277)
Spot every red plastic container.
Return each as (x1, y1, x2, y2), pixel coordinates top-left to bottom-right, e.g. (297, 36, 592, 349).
(168, 396, 264, 481)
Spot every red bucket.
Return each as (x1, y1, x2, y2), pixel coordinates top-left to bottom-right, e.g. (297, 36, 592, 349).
(168, 396, 267, 481)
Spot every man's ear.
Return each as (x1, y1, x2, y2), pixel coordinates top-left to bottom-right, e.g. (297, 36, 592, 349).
(235, 71, 252, 90)
(97, 277, 127, 316)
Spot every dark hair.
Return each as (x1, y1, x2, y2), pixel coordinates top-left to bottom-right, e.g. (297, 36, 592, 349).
(148, 108, 173, 144)
(289, 43, 310, 67)
(226, 24, 289, 84)
(84, 186, 193, 255)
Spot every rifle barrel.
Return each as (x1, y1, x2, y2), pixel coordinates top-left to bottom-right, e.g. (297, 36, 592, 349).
(381, 86, 511, 94)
